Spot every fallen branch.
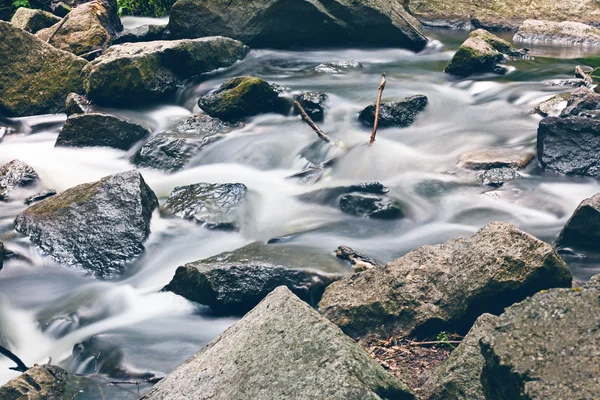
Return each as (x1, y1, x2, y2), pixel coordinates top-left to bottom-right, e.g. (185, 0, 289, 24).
(294, 101, 334, 144)
(335, 245, 381, 271)
(0, 344, 29, 372)
(575, 65, 594, 87)
(77, 48, 103, 60)
(408, 340, 461, 346)
(47, 14, 70, 44)
(369, 73, 387, 146)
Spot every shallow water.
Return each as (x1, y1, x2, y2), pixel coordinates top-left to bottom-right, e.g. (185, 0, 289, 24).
(1, 23, 600, 397)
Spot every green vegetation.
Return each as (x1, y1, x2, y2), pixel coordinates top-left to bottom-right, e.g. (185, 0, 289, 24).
(116, 0, 175, 16)
(436, 331, 456, 349)
(12, 0, 31, 8)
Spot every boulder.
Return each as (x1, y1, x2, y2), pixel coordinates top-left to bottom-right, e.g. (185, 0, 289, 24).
(14, 170, 158, 277)
(421, 313, 499, 400)
(113, 24, 169, 44)
(532, 93, 569, 117)
(36, 1, 118, 57)
(479, 286, 600, 400)
(319, 222, 572, 340)
(0, 21, 88, 117)
(358, 95, 428, 128)
(315, 60, 362, 73)
(164, 254, 341, 313)
(339, 193, 403, 219)
(133, 114, 231, 173)
(164, 182, 247, 230)
(555, 192, 600, 251)
(64, 92, 91, 115)
(445, 29, 525, 78)
(514, 19, 600, 47)
(10, 7, 61, 33)
(537, 116, 600, 177)
(560, 87, 600, 118)
(477, 167, 519, 187)
(294, 92, 328, 122)
(55, 112, 150, 150)
(142, 286, 415, 400)
(458, 148, 534, 170)
(0, 365, 68, 399)
(0, 160, 39, 200)
(168, 0, 427, 51)
(198, 76, 280, 122)
(84, 37, 248, 106)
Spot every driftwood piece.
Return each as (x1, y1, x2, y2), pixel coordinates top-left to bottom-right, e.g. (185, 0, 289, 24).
(47, 14, 70, 44)
(575, 65, 594, 87)
(407, 340, 461, 346)
(335, 245, 381, 271)
(294, 101, 334, 144)
(0, 344, 29, 372)
(369, 73, 387, 146)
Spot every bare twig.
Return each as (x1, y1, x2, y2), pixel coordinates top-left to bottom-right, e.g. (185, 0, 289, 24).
(77, 48, 103, 59)
(294, 101, 334, 144)
(575, 65, 594, 87)
(408, 340, 461, 346)
(369, 73, 387, 146)
(47, 14, 69, 44)
(0, 344, 29, 372)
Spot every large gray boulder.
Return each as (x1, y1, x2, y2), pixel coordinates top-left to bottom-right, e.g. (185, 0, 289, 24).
(142, 286, 415, 400)
(55, 112, 150, 150)
(479, 286, 600, 399)
(319, 222, 572, 340)
(168, 0, 427, 51)
(84, 37, 249, 106)
(555, 192, 600, 251)
(164, 241, 345, 313)
(0, 365, 68, 399)
(0, 21, 88, 117)
(514, 19, 600, 47)
(10, 7, 61, 33)
(14, 170, 158, 277)
(0, 160, 39, 200)
(537, 116, 600, 177)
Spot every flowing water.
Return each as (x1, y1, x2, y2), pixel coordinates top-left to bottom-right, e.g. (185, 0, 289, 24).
(1, 21, 600, 398)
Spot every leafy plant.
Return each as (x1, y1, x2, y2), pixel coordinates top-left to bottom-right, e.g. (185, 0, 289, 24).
(116, 0, 175, 17)
(12, 0, 31, 8)
(436, 331, 455, 349)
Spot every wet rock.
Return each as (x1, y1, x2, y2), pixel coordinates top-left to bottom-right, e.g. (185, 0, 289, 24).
(56, 112, 150, 150)
(299, 181, 389, 205)
(339, 193, 403, 219)
(479, 286, 600, 400)
(14, 170, 158, 277)
(10, 7, 61, 33)
(113, 24, 169, 44)
(532, 93, 569, 117)
(25, 189, 57, 205)
(319, 222, 572, 340)
(164, 251, 341, 313)
(164, 182, 247, 230)
(422, 313, 499, 400)
(358, 95, 428, 128)
(555, 192, 600, 251)
(65, 92, 91, 115)
(36, 1, 119, 57)
(477, 167, 519, 187)
(84, 37, 248, 106)
(133, 114, 231, 173)
(0, 365, 68, 399)
(560, 87, 600, 118)
(314, 60, 362, 73)
(198, 76, 280, 122)
(52, 1, 72, 17)
(445, 29, 525, 78)
(168, 0, 427, 51)
(142, 286, 415, 400)
(0, 160, 39, 200)
(294, 92, 328, 122)
(458, 148, 534, 170)
(514, 19, 600, 47)
(0, 21, 88, 117)
(537, 116, 600, 177)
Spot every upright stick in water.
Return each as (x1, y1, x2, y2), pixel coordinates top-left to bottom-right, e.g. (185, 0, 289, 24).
(369, 73, 387, 146)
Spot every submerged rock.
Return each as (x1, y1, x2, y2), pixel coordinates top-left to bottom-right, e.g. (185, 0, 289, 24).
(514, 19, 600, 47)
(84, 37, 248, 106)
(14, 170, 158, 277)
(480, 286, 600, 400)
(113, 23, 169, 44)
(0, 365, 69, 399)
(314, 60, 363, 73)
(339, 193, 403, 219)
(458, 148, 534, 170)
(555, 192, 600, 251)
(65, 92, 91, 115)
(0, 160, 39, 200)
(0, 21, 88, 117)
(560, 87, 600, 118)
(294, 92, 328, 122)
(133, 114, 231, 173)
(10, 7, 61, 33)
(477, 167, 519, 187)
(24, 189, 57, 205)
(319, 222, 572, 340)
(55, 113, 150, 150)
(445, 29, 525, 78)
(532, 93, 569, 117)
(143, 286, 415, 400)
(164, 182, 247, 230)
(358, 95, 428, 128)
(537, 116, 600, 177)
(198, 76, 280, 122)
(168, 0, 427, 51)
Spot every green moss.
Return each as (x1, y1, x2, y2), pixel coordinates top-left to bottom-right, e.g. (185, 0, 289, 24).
(24, 179, 103, 216)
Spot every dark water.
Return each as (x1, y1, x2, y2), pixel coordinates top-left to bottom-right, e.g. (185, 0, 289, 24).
(1, 20, 599, 398)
